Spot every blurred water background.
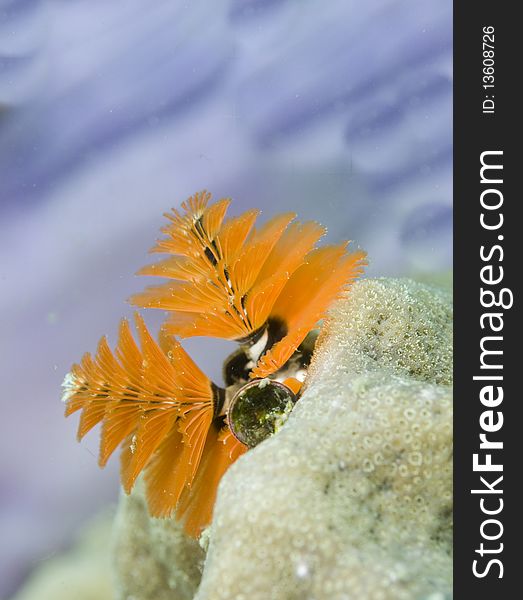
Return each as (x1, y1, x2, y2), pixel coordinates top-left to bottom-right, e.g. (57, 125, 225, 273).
(0, 0, 452, 597)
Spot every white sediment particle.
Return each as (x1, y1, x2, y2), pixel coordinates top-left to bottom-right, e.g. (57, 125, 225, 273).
(295, 561, 309, 579)
(295, 369, 307, 382)
(199, 526, 212, 552)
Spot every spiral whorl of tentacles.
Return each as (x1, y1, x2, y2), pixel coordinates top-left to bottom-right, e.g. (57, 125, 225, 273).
(62, 191, 367, 537)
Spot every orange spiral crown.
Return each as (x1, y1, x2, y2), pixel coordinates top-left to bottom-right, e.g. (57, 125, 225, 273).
(63, 191, 367, 537)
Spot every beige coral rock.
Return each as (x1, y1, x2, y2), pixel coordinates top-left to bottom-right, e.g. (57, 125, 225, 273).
(113, 479, 204, 600)
(113, 278, 453, 600)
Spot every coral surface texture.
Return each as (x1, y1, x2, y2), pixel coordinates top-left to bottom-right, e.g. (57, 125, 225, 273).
(111, 277, 453, 600)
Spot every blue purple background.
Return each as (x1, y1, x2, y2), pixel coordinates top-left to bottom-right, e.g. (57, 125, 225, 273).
(0, 0, 452, 596)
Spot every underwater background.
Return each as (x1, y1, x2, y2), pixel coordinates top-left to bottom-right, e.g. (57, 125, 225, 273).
(0, 0, 451, 597)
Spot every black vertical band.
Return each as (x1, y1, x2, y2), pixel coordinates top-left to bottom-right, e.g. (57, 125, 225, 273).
(454, 3, 518, 596)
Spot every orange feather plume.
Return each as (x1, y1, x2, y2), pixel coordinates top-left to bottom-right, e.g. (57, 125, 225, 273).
(132, 191, 367, 378)
(62, 313, 245, 536)
(130, 191, 326, 342)
(251, 243, 367, 377)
